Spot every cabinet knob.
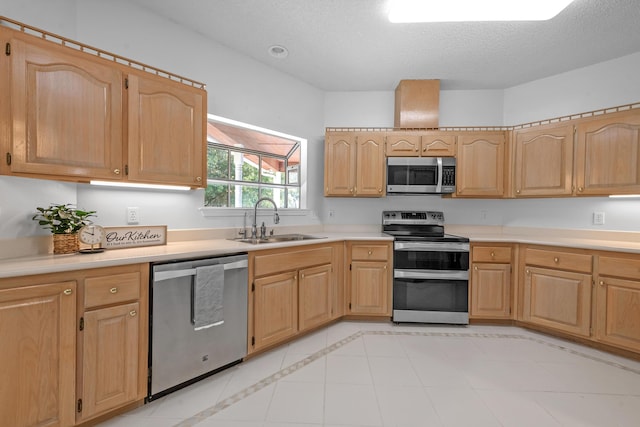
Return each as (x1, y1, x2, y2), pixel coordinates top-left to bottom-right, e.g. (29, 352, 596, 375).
(368, 250, 372, 255)
(384, 265, 387, 270)
(110, 287, 118, 294)
(554, 257, 559, 263)
(599, 280, 605, 286)
(378, 188, 382, 193)
(129, 310, 137, 317)
(516, 190, 521, 194)
(474, 266, 478, 271)
(490, 251, 495, 258)
(113, 168, 121, 175)
(63, 288, 73, 296)
(195, 176, 202, 182)
(578, 187, 583, 192)
(526, 269, 530, 275)
(301, 274, 305, 279)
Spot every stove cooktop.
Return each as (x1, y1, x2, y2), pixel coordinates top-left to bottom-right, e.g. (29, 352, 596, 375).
(381, 210, 469, 243)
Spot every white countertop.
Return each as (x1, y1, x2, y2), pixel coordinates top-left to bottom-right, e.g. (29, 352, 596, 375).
(0, 231, 393, 279)
(3, 225, 640, 279)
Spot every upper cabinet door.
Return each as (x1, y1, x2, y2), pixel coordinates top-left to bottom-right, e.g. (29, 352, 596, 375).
(126, 73, 206, 187)
(513, 123, 574, 197)
(325, 132, 357, 196)
(575, 109, 640, 196)
(456, 132, 506, 197)
(385, 132, 420, 156)
(421, 132, 456, 157)
(356, 132, 385, 196)
(9, 36, 124, 180)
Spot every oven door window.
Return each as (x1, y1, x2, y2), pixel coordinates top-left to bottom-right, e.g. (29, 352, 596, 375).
(394, 249, 469, 271)
(387, 164, 437, 186)
(393, 278, 468, 313)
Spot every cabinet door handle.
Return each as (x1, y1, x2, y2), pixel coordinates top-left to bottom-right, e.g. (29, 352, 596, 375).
(516, 189, 521, 194)
(554, 257, 559, 263)
(129, 310, 137, 317)
(599, 280, 605, 286)
(578, 187, 583, 192)
(110, 287, 118, 294)
(114, 168, 121, 175)
(63, 288, 73, 296)
(195, 176, 202, 182)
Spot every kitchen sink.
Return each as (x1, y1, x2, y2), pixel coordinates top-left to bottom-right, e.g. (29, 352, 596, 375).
(229, 233, 326, 245)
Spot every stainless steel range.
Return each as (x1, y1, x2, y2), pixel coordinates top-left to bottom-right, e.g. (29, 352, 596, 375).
(382, 210, 470, 324)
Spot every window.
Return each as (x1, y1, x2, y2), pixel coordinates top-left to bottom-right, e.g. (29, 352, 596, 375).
(205, 115, 304, 209)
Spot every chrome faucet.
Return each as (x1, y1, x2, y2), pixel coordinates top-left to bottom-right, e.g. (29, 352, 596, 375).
(251, 197, 280, 239)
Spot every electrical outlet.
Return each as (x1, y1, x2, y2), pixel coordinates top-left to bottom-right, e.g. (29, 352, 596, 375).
(127, 207, 139, 224)
(480, 210, 488, 221)
(593, 211, 605, 225)
(328, 210, 335, 218)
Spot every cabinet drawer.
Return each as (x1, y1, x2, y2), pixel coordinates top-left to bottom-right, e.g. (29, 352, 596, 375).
(254, 246, 333, 277)
(472, 246, 512, 263)
(525, 248, 592, 273)
(351, 244, 389, 261)
(599, 256, 640, 280)
(84, 272, 141, 309)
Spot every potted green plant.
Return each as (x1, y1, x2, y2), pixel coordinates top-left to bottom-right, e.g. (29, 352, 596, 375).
(32, 203, 96, 254)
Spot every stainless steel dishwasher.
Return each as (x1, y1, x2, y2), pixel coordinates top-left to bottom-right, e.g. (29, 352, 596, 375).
(148, 253, 248, 401)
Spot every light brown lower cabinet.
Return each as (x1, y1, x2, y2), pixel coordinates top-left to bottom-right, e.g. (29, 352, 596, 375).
(249, 243, 342, 354)
(470, 244, 513, 319)
(0, 281, 77, 427)
(595, 256, 640, 353)
(0, 264, 148, 427)
(521, 247, 593, 337)
(347, 242, 392, 316)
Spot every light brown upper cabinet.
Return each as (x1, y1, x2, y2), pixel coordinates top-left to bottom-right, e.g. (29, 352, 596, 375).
(324, 131, 385, 197)
(574, 108, 640, 196)
(386, 131, 456, 157)
(456, 131, 507, 197)
(513, 123, 574, 197)
(7, 33, 124, 181)
(126, 72, 205, 187)
(1, 23, 207, 188)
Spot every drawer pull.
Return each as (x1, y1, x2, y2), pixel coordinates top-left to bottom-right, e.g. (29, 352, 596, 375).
(110, 287, 118, 294)
(554, 257, 559, 263)
(129, 310, 137, 317)
(490, 251, 495, 258)
(368, 250, 372, 255)
(63, 288, 73, 296)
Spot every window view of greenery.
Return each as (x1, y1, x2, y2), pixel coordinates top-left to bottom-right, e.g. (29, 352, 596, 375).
(205, 116, 302, 208)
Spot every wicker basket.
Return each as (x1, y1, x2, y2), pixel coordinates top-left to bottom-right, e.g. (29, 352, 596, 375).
(53, 233, 79, 254)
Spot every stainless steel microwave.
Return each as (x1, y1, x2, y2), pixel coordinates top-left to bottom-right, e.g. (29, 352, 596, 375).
(386, 157, 456, 194)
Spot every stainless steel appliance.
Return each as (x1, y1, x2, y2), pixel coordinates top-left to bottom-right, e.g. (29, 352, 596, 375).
(148, 253, 248, 400)
(383, 210, 470, 324)
(386, 157, 456, 194)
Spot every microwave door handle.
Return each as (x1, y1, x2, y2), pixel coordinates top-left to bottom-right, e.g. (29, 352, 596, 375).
(436, 157, 443, 193)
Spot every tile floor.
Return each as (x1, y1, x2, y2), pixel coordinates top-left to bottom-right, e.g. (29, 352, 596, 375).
(98, 322, 640, 427)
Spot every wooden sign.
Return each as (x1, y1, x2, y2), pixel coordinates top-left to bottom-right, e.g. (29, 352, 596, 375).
(103, 225, 167, 249)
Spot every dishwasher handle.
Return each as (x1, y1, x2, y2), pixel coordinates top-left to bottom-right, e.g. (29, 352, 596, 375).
(153, 259, 248, 282)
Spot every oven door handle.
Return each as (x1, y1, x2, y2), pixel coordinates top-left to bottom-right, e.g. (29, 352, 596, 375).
(394, 269, 469, 280)
(394, 241, 470, 252)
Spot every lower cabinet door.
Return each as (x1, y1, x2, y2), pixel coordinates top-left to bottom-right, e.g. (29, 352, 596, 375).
(350, 261, 389, 315)
(0, 282, 76, 427)
(253, 271, 298, 351)
(595, 276, 640, 353)
(80, 302, 140, 421)
(299, 264, 332, 331)
(470, 263, 511, 318)
(523, 266, 592, 337)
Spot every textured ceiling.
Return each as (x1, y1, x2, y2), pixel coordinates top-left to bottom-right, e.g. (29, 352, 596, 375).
(129, 0, 640, 91)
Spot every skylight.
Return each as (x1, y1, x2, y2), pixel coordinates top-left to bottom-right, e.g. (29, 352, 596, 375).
(388, 0, 576, 23)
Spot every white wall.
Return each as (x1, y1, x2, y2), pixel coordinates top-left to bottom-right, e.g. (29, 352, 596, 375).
(0, 0, 325, 239)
